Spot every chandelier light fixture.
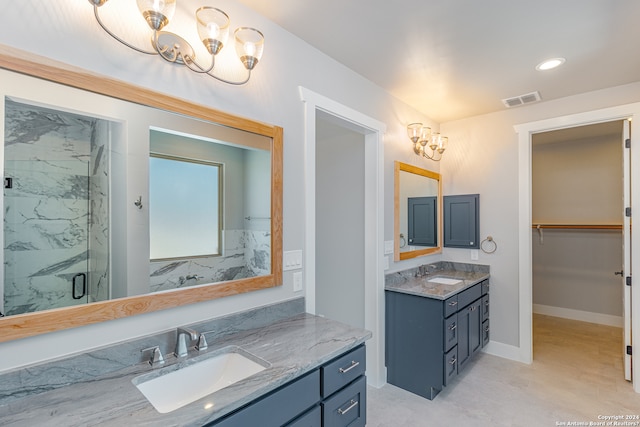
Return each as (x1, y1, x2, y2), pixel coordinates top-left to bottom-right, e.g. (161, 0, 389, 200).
(407, 123, 448, 161)
(89, 0, 264, 85)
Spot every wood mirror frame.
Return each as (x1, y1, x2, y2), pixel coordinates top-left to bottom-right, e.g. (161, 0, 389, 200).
(0, 45, 283, 342)
(394, 161, 442, 261)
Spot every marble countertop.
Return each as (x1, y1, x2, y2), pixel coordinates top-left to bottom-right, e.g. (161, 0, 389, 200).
(385, 262, 490, 300)
(0, 313, 371, 427)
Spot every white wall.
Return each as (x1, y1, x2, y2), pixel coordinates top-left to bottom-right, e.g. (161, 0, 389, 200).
(0, 0, 435, 372)
(315, 118, 365, 329)
(440, 82, 640, 349)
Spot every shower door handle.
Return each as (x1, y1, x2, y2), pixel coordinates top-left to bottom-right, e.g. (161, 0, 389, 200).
(72, 273, 87, 300)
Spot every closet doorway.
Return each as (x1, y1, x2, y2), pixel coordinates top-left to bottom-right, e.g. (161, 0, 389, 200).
(531, 120, 631, 380)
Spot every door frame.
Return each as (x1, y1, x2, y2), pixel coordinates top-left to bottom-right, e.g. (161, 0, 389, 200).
(299, 87, 386, 387)
(515, 102, 640, 392)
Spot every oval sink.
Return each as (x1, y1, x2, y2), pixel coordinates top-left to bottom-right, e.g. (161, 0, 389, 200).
(427, 277, 462, 286)
(133, 346, 270, 413)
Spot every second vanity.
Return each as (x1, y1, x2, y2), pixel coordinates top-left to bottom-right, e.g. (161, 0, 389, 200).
(0, 298, 370, 427)
(385, 261, 490, 400)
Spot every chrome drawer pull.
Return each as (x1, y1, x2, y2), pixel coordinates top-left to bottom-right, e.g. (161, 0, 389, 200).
(339, 360, 360, 374)
(449, 357, 457, 365)
(338, 399, 359, 415)
(449, 323, 457, 331)
(448, 301, 458, 307)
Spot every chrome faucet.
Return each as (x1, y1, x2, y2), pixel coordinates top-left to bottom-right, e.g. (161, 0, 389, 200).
(175, 327, 198, 358)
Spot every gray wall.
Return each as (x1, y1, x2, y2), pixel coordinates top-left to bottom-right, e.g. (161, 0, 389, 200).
(315, 117, 365, 329)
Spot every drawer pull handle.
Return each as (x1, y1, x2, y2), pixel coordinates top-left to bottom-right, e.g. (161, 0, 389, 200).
(449, 323, 457, 331)
(449, 357, 457, 365)
(484, 326, 490, 332)
(339, 360, 360, 374)
(338, 399, 359, 415)
(448, 301, 458, 307)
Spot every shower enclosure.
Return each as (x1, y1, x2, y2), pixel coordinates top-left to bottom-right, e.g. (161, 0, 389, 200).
(2, 98, 111, 316)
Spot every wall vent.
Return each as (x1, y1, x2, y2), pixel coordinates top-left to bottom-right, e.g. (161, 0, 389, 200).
(502, 91, 541, 108)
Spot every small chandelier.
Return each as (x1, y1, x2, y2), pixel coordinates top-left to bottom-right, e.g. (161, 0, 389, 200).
(89, 0, 264, 85)
(407, 123, 448, 161)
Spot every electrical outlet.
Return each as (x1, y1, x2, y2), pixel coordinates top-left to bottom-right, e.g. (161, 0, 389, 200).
(293, 271, 303, 291)
(384, 240, 394, 254)
(471, 249, 479, 261)
(384, 256, 390, 270)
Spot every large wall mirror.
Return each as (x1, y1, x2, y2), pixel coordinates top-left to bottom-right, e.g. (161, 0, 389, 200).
(394, 161, 442, 261)
(0, 45, 282, 342)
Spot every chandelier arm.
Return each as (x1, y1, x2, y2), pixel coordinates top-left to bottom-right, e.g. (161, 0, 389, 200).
(93, 5, 158, 56)
(422, 149, 442, 161)
(182, 55, 216, 74)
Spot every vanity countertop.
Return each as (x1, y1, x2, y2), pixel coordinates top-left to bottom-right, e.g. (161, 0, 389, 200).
(385, 262, 490, 300)
(0, 313, 371, 427)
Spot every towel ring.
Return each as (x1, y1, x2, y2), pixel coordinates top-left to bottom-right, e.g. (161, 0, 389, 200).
(480, 236, 497, 254)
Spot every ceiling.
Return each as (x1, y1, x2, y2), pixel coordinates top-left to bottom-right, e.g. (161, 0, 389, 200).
(236, 0, 640, 123)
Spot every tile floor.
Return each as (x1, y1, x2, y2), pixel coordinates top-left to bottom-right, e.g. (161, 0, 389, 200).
(367, 314, 639, 426)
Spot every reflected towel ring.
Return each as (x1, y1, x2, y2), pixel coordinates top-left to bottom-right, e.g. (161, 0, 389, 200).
(480, 236, 497, 254)
(399, 233, 407, 248)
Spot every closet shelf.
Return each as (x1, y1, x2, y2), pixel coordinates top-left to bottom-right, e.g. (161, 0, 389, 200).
(531, 224, 623, 230)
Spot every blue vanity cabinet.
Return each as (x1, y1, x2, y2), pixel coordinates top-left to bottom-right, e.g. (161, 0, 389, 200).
(209, 345, 366, 427)
(385, 280, 489, 400)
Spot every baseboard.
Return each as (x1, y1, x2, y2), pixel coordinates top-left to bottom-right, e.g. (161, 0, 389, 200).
(482, 341, 530, 364)
(533, 304, 623, 327)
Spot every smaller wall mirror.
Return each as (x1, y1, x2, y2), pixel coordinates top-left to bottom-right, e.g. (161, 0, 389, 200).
(394, 161, 442, 261)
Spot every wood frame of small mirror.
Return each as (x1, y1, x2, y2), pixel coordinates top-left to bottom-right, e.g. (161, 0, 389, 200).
(0, 45, 283, 343)
(394, 161, 442, 261)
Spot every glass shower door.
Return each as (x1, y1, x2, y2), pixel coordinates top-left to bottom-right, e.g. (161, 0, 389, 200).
(3, 98, 110, 316)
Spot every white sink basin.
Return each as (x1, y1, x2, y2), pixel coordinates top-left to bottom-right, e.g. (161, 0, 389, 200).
(427, 277, 462, 286)
(133, 346, 270, 414)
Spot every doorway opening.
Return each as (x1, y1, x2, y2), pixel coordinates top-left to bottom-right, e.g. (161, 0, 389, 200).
(299, 87, 386, 387)
(515, 102, 640, 393)
(531, 120, 629, 381)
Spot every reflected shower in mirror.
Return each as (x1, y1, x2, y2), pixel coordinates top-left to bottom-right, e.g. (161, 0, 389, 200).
(0, 55, 282, 332)
(394, 161, 442, 261)
(3, 99, 115, 316)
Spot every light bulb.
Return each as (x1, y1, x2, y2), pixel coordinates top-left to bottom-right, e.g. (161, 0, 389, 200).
(244, 42, 256, 57)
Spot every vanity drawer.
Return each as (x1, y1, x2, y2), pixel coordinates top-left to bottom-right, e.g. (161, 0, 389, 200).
(322, 376, 366, 427)
(481, 280, 490, 295)
(482, 294, 490, 322)
(443, 346, 458, 386)
(321, 345, 366, 398)
(483, 319, 490, 347)
(458, 283, 482, 309)
(286, 405, 321, 427)
(211, 370, 320, 427)
(444, 294, 459, 318)
(444, 313, 458, 351)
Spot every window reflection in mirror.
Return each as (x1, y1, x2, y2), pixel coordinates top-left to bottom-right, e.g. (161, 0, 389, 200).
(149, 154, 222, 260)
(394, 161, 442, 261)
(149, 129, 272, 293)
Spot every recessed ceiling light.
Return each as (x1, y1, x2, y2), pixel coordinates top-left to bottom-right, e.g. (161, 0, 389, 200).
(536, 57, 566, 71)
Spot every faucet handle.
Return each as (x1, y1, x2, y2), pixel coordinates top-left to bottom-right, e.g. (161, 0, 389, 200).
(196, 333, 208, 351)
(142, 346, 165, 366)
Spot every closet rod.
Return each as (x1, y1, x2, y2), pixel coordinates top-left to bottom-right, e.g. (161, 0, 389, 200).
(531, 224, 622, 230)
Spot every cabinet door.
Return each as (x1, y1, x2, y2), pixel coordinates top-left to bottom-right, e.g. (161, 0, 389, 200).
(457, 299, 482, 372)
(443, 194, 479, 248)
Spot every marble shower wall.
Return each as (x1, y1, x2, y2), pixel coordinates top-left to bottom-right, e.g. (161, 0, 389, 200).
(3, 100, 110, 315)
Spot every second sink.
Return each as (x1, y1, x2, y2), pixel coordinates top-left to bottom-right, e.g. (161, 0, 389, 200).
(133, 345, 270, 414)
(427, 277, 462, 286)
